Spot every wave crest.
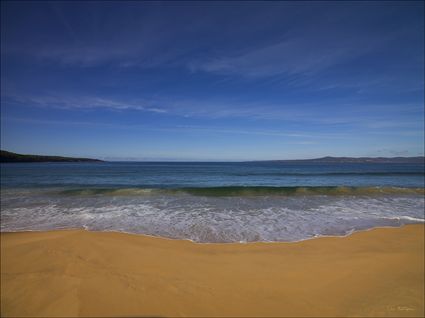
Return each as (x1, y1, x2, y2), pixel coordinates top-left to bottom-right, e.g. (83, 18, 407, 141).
(58, 186, 425, 197)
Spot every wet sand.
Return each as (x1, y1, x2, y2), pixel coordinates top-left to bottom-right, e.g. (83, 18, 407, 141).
(1, 224, 424, 317)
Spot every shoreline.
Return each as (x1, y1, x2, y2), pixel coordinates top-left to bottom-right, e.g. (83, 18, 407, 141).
(1, 221, 424, 245)
(1, 224, 424, 317)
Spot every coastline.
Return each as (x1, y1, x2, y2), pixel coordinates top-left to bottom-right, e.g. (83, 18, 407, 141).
(2, 221, 424, 245)
(1, 224, 424, 317)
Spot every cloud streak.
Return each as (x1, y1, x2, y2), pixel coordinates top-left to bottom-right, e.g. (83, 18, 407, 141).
(189, 22, 402, 80)
(2, 116, 344, 140)
(3, 93, 423, 135)
(3, 94, 167, 114)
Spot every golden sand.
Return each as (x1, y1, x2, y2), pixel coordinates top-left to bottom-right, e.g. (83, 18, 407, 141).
(1, 224, 424, 317)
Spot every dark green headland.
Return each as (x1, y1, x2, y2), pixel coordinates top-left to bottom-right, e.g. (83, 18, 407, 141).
(0, 150, 103, 163)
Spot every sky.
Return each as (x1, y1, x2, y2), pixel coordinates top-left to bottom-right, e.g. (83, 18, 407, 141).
(1, 1, 424, 161)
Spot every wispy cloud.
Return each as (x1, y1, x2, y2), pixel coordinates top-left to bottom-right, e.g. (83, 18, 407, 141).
(34, 46, 135, 67)
(2, 116, 343, 140)
(3, 93, 423, 133)
(190, 40, 351, 78)
(3, 92, 309, 119)
(189, 20, 395, 79)
(3, 0, 421, 102)
(173, 125, 345, 139)
(3, 94, 167, 114)
(1, 92, 339, 123)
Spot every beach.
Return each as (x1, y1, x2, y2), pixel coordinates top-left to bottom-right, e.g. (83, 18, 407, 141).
(2, 0, 424, 316)
(1, 224, 423, 317)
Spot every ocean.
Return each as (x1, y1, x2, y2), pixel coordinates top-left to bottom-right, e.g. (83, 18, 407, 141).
(1, 161, 424, 242)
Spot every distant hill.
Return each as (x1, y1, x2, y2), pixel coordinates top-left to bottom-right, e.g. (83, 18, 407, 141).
(254, 156, 425, 164)
(0, 150, 103, 163)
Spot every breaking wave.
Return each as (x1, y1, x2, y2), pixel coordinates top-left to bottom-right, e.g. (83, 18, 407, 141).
(58, 186, 425, 197)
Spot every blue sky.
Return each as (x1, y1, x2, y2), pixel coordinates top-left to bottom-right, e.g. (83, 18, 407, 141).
(1, 1, 424, 160)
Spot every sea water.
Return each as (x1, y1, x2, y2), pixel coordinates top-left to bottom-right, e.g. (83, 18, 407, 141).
(1, 161, 424, 242)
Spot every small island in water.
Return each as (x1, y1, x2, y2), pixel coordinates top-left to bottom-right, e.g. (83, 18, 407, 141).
(0, 150, 103, 163)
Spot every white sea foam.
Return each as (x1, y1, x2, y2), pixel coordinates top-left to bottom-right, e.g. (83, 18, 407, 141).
(1, 188, 424, 242)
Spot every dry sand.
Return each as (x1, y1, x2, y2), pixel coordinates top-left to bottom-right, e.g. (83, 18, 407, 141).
(1, 224, 424, 317)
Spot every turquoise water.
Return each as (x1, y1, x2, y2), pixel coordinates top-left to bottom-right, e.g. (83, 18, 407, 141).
(1, 162, 424, 242)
